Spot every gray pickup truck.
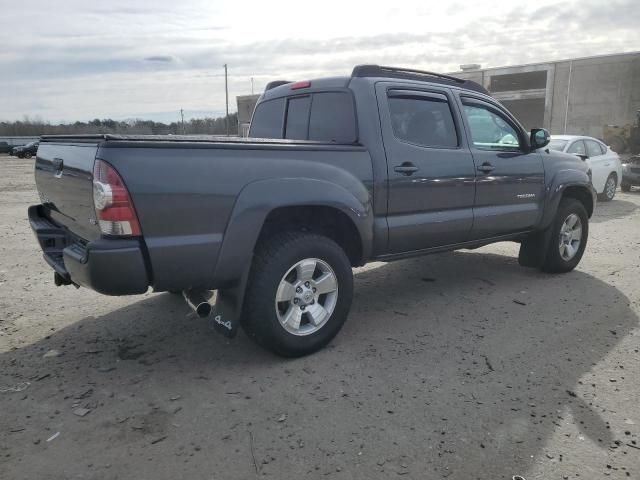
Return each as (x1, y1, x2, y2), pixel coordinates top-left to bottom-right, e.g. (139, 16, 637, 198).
(29, 65, 596, 356)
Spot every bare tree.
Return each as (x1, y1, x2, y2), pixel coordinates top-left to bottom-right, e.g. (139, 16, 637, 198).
(0, 113, 239, 137)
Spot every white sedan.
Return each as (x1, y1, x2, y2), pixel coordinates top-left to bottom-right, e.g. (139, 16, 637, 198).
(549, 135, 623, 201)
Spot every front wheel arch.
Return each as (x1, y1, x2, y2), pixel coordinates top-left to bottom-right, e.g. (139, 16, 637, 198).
(561, 185, 594, 218)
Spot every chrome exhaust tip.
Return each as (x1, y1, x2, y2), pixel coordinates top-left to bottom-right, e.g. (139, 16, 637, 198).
(182, 289, 213, 318)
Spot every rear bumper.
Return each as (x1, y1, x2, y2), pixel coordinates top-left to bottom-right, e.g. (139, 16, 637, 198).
(29, 205, 149, 295)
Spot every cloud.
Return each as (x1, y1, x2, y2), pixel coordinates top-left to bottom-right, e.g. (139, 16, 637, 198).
(144, 56, 175, 63)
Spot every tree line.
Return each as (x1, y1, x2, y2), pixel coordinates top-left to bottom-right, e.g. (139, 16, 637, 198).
(0, 113, 239, 136)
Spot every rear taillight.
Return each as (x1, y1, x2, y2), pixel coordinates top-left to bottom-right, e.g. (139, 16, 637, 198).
(92, 159, 141, 236)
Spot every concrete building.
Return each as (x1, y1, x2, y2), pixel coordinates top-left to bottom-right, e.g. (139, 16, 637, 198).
(452, 51, 640, 139)
(236, 94, 260, 137)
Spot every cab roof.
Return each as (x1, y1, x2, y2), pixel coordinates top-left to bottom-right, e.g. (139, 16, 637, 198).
(262, 64, 489, 100)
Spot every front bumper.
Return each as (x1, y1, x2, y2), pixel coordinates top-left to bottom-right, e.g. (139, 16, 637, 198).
(29, 205, 149, 295)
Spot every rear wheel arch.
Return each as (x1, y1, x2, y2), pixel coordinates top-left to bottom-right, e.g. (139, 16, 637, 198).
(212, 178, 373, 287)
(257, 205, 364, 267)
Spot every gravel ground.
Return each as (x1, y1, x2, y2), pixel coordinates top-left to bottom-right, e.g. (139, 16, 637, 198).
(0, 154, 639, 480)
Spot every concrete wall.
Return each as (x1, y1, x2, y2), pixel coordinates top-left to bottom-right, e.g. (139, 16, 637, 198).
(549, 54, 640, 137)
(453, 52, 640, 138)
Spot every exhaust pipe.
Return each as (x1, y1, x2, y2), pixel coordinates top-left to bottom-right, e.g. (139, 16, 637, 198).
(183, 289, 213, 318)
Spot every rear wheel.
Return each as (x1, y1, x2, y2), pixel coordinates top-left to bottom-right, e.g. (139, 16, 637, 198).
(598, 174, 617, 201)
(541, 198, 589, 273)
(242, 232, 353, 357)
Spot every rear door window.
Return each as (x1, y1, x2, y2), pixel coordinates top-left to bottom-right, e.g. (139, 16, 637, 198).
(388, 94, 458, 148)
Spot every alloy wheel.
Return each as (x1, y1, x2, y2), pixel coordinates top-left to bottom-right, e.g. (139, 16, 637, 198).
(558, 213, 582, 261)
(275, 258, 338, 336)
(605, 176, 616, 199)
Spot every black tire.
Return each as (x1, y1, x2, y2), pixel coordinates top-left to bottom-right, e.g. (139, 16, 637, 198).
(242, 231, 353, 357)
(621, 183, 631, 192)
(598, 173, 617, 202)
(24, 152, 32, 159)
(541, 198, 589, 273)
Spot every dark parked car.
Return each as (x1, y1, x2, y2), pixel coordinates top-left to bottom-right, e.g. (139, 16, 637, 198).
(13, 141, 39, 158)
(621, 155, 640, 191)
(29, 65, 596, 356)
(0, 141, 12, 154)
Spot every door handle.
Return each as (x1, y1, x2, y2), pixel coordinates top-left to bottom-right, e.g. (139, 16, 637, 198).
(477, 162, 495, 173)
(394, 162, 419, 176)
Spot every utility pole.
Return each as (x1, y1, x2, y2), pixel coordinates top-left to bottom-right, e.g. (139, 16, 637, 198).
(224, 64, 229, 136)
(180, 108, 185, 135)
(251, 77, 254, 95)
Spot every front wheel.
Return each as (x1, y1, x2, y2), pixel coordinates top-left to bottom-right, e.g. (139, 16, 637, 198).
(542, 198, 589, 273)
(621, 183, 631, 192)
(242, 232, 354, 357)
(598, 174, 617, 201)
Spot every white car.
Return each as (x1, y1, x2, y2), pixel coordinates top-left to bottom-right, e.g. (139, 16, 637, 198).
(549, 135, 623, 201)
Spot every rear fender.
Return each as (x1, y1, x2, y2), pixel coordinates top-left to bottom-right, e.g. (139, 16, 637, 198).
(208, 177, 372, 335)
(213, 177, 373, 288)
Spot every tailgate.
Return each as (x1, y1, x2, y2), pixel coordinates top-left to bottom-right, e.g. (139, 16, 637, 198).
(35, 142, 102, 241)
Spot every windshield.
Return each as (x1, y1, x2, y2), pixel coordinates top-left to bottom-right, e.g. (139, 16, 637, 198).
(548, 139, 568, 151)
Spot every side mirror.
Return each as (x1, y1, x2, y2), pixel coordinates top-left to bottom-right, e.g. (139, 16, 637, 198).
(574, 153, 589, 161)
(530, 128, 550, 150)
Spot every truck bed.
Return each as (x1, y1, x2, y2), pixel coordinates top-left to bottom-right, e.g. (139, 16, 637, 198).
(34, 134, 373, 294)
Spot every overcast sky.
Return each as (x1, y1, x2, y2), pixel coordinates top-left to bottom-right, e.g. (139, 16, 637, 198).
(1, 0, 638, 123)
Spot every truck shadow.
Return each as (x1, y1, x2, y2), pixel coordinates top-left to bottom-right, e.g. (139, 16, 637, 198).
(0, 250, 636, 479)
(590, 197, 638, 223)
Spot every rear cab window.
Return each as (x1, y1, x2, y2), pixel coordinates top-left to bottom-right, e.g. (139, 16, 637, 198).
(250, 90, 357, 143)
(249, 98, 285, 139)
(285, 96, 311, 139)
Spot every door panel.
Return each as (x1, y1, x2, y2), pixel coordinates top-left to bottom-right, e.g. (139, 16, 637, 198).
(458, 95, 545, 239)
(376, 83, 476, 253)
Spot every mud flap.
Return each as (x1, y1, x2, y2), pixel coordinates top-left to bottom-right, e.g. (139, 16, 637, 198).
(518, 227, 553, 268)
(210, 267, 250, 339)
